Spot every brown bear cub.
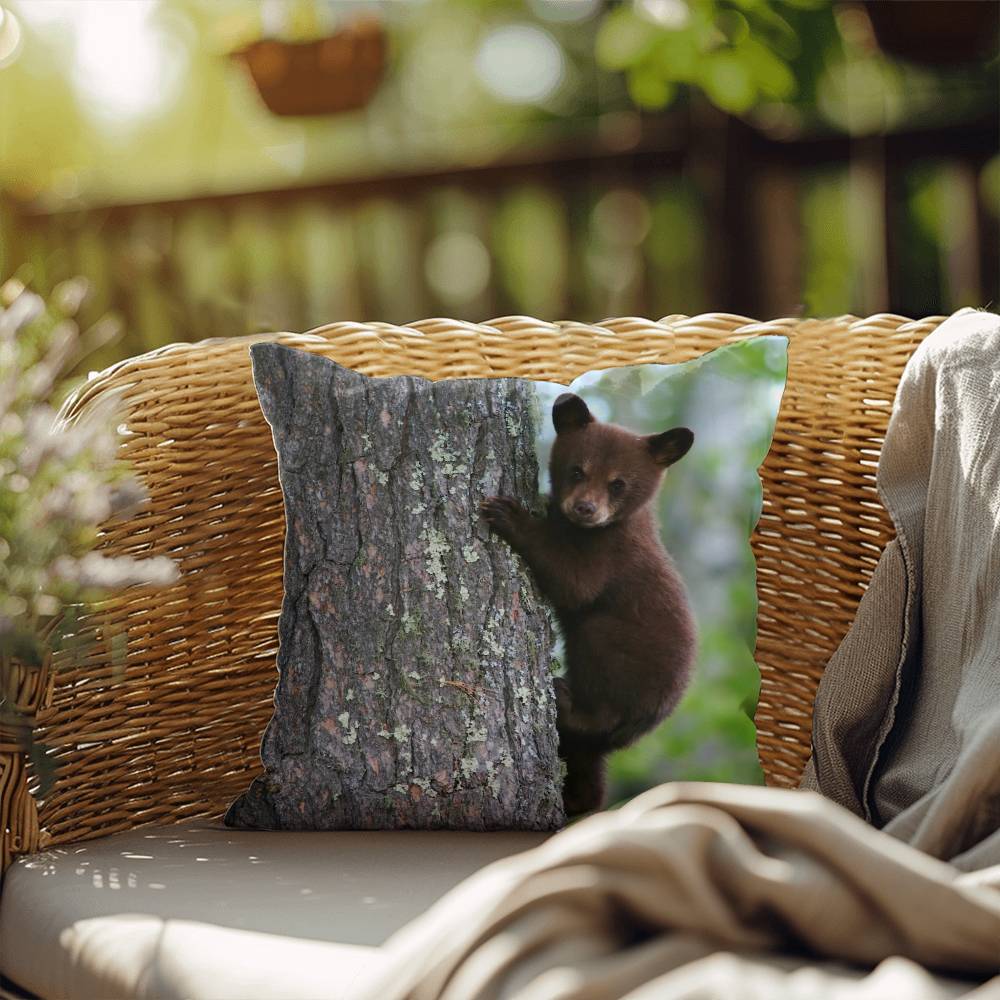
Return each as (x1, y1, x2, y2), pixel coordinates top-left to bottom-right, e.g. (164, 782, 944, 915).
(481, 392, 696, 817)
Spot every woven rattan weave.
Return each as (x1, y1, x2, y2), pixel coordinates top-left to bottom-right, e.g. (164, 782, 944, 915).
(0, 313, 944, 874)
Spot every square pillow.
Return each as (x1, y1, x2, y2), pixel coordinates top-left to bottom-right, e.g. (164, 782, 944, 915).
(225, 335, 787, 831)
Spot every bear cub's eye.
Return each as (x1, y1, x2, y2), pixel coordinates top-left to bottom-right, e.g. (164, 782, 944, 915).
(609, 478, 626, 496)
(570, 466, 585, 482)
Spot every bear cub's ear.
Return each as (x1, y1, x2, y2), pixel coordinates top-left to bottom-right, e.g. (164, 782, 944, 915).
(646, 427, 694, 467)
(552, 393, 594, 434)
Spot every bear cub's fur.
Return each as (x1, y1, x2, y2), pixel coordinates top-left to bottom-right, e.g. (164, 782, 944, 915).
(481, 392, 696, 817)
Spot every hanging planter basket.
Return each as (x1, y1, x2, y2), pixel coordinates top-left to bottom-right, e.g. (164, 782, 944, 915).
(232, 15, 386, 117)
(863, 0, 999, 66)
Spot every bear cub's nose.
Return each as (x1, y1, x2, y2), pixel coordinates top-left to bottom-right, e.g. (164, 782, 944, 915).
(574, 501, 596, 518)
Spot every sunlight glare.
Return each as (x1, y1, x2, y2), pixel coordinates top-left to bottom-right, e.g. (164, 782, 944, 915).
(17, 0, 185, 124)
(0, 6, 22, 68)
(636, 0, 691, 29)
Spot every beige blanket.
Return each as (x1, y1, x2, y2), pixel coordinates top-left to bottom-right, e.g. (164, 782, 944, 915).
(361, 309, 1000, 1000)
(802, 308, 1000, 870)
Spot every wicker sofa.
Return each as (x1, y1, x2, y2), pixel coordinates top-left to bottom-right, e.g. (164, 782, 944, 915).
(0, 313, 944, 999)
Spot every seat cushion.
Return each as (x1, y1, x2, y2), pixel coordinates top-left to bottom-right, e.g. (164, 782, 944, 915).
(0, 819, 546, 999)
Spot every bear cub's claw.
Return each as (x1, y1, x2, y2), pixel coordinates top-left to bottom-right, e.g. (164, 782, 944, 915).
(480, 496, 525, 538)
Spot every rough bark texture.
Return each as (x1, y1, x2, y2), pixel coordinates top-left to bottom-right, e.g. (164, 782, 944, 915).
(226, 344, 564, 831)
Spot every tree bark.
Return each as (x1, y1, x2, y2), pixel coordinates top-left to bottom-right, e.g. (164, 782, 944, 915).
(226, 344, 564, 831)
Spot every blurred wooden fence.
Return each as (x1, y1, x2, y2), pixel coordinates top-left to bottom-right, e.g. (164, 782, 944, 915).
(1, 113, 996, 368)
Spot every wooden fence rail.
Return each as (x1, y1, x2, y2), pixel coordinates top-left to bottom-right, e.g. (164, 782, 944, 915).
(0, 114, 995, 368)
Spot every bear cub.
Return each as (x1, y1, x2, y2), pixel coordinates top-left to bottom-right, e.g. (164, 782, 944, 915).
(481, 392, 696, 817)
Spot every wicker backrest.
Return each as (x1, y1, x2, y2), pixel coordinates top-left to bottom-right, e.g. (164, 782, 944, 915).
(1, 313, 944, 870)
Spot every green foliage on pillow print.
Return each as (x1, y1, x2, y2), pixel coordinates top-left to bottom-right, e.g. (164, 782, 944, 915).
(535, 336, 788, 797)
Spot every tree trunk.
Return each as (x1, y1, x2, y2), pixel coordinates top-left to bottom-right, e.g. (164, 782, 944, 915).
(226, 344, 564, 831)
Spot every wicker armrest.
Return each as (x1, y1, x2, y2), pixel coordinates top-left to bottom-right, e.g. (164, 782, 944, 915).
(0, 313, 943, 874)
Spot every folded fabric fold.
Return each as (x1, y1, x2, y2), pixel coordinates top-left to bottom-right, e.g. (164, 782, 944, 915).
(803, 307, 1000, 864)
(360, 783, 1000, 999)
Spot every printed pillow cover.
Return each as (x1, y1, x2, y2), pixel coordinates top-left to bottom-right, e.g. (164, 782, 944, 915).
(226, 335, 788, 831)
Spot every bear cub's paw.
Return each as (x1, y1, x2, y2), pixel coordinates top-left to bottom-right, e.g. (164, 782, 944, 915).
(480, 496, 527, 541)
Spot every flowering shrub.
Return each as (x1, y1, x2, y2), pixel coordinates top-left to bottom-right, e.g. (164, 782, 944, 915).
(0, 277, 176, 741)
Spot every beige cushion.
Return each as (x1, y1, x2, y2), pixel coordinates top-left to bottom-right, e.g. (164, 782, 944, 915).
(0, 820, 546, 999)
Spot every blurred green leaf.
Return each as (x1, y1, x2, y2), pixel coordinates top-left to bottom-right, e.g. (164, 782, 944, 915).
(595, 7, 656, 70)
(743, 38, 796, 99)
(717, 9, 750, 46)
(650, 31, 700, 82)
(627, 67, 677, 109)
(704, 51, 756, 113)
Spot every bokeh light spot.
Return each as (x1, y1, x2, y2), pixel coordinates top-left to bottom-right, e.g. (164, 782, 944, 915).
(636, 0, 690, 30)
(592, 189, 652, 247)
(425, 231, 491, 303)
(475, 24, 564, 105)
